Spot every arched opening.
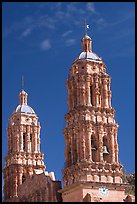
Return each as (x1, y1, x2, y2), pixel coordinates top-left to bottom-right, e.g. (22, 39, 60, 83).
(68, 146, 71, 167)
(90, 85, 93, 105)
(73, 138, 77, 164)
(22, 174, 26, 183)
(103, 137, 109, 162)
(91, 136, 97, 162)
(30, 134, 32, 152)
(10, 134, 13, 153)
(85, 43, 87, 51)
(23, 133, 26, 151)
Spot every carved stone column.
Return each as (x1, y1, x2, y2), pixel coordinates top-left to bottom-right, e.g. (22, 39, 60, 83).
(85, 127, 91, 161)
(76, 81, 80, 106)
(67, 80, 73, 111)
(4, 169, 8, 200)
(37, 131, 40, 153)
(70, 130, 73, 165)
(109, 128, 115, 163)
(85, 76, 91, 106)
(7, 128, 12, 154)
(71, 81, 74, 109)
(114, 127, 119, 163)
(26, 125, 30, 152)
(108, 90, 112, 107)
(65, 131, 69, 167)
(67, 88, 71, 111)
(81, 125, 86, 160)
(16, 129, 20, 152)
(98, 129, 103, 162)
(107, 77, 112, 107)
(19, 125, 23, 152)
(33, 127, 37, 153)
(18, 166, 23, 185)
(37, 139, 40, 153)
(115, 144, 119, 163)
(103, 77, 108, 107)
(76, 128, 80, 162)
(94, 75, 100, 107)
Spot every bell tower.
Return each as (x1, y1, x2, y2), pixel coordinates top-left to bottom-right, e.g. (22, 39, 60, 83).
(60, 28, 126, 202)
(3, 89, 45, 202)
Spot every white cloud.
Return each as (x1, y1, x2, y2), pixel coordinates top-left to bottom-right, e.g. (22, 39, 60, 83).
(65, 38, 76, 46)
(2, 2, 109, 40)
(86, 2, 97, 14)
(21, 27, 32, 37)
(38, 15, 56, 30)
(62, 30, 72, 37)
(41, 39, 51, 50)
(95, 17, 108, 30)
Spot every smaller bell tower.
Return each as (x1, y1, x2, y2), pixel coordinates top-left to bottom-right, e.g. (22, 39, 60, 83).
(3, 89, 45, 202)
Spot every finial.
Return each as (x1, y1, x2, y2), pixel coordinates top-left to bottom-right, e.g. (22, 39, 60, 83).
(22, 75, 24, 90)
(84, 18, 90, 35)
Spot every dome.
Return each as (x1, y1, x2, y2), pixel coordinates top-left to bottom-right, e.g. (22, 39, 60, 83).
(82, 34, 91, 40)
(79, 51, 101, 60)
(15, 104, 35, 114)
(19, 90, 28, 96)
(74, 51, 102, 63)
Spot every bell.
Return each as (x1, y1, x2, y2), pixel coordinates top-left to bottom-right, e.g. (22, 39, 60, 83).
(103, 146, 109, 154)
(91, 146, 96, 151)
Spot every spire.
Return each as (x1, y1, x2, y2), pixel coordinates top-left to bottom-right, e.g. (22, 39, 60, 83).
(19, 76, 28, 105)
(81, 20, 92, 52)
(22, 75, 24, 90)
(84, 18, 90, 36)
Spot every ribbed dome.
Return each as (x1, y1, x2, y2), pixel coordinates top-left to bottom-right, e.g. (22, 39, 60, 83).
(74, 51, 102, 63)
(82, 34, 91, 40)
(15, 104, 35, 114)
(78, 51, 101, 60)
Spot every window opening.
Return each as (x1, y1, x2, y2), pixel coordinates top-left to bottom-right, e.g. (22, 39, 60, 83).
(91, 136, 97, 162)
(23, 133, 26, 151)
(73, 138, 77, 164)
(22, 174, 26, 183)
(103, 137, 109, 162)
(90, 85, 93, 105)
(30, 134, 32, 152)
(30, 134, 32, 142)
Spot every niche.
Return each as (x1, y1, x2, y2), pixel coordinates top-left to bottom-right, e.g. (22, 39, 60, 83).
(68, 148, 71, 167)
(30, 134, 32, 152)
(90, 85, 93, 105)
(23, 133, 26, 151)
(91, 135, 97, 162)
(103, 137, 109, 162)
(22, 174, 26, 183)
(73, 138, 77, 164)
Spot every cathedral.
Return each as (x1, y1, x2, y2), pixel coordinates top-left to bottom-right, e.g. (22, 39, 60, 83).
(3, 27, 134, 202)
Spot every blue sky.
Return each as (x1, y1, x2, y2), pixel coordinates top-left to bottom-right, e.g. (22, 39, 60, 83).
(2, 2, 135, 189)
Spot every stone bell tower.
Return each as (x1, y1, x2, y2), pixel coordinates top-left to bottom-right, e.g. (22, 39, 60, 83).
(3, 89, 45, 202)
(59, 30, 126, 202)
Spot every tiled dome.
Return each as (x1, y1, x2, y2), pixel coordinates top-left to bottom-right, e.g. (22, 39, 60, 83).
(15, 104, 35, 114)
(78, 51, 101, 60)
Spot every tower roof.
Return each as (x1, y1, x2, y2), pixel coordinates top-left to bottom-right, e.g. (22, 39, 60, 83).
(14, 89, 35, 114)
(73, 21, 102, 63)
(15, 104, 35, 114)
(82, 34, 92, 40)
(74, 33, 102, 64)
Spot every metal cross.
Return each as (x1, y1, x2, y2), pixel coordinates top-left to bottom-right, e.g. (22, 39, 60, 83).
(84, 18, 89, 35)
